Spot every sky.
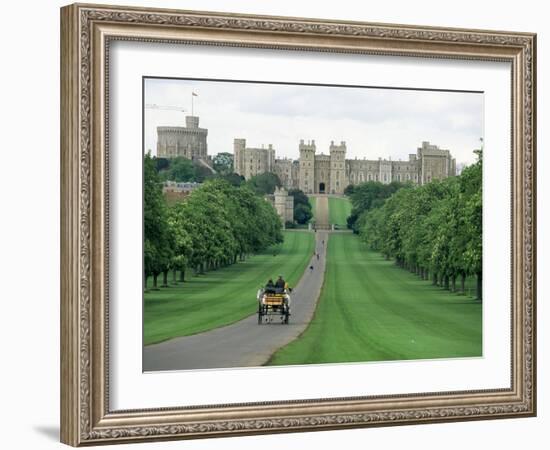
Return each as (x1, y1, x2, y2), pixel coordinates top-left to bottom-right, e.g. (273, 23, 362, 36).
(144, 78, 484, 167)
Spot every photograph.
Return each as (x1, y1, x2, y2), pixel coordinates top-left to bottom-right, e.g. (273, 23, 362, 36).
(142, 78, 484, 372)
(58, 2, 536, 445)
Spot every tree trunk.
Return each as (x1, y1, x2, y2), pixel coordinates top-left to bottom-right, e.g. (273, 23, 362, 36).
(432, 272, 437, 285)
(444, 275, 449, 290)
(179, 269, 185, 282)
(153, 273, 158, 289)
(477, 271, 482, 301)
(461, 273, 466, 294)
(451, 275, 456, 292)
(172, 269, 177, 284)
(144, 274, 149, 290)
(162, 270, 169, 287)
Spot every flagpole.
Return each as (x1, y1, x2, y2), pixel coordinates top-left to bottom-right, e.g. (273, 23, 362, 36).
(191, 93, 194, 116)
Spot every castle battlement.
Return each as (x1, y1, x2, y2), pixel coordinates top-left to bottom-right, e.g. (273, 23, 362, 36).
(157, 115, 208, 160)
(233, 138, 457, 194)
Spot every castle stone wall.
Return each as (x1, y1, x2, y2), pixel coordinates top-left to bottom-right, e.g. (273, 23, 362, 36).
(233, 138, 275, 180)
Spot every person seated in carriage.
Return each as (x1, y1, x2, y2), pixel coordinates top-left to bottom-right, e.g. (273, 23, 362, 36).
(264, 278, 276, 294)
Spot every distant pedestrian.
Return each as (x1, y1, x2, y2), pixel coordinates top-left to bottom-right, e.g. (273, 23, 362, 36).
(309, 265, 314, 272)
(316, 253, 319, 260)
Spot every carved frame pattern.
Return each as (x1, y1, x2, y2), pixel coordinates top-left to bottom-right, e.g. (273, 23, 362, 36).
(60, 3, 536, 446)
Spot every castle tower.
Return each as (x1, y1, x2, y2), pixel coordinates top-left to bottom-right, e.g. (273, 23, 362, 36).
(233, 138, 246, 177)
(298, 139, 316, 194)
(266, 144, 275, 173)
(417, 141, 455, 185)
(157, 115, 207, 160)
(329, 141, 347, 194)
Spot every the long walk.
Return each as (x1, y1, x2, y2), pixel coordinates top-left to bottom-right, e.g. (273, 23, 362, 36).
(269, 232, 482, 365)
(143, 204, 329, 371)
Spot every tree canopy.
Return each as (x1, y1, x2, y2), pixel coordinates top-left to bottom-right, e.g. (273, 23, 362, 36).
(144, 153, 173, 284)
(346, 181, 411, 232)
(358, 152, 482, 300)
(289, 189, 313, 224)
(212, 152, 234, 175)
(144, 157, 284, 287)
(245, 172, 282, 195)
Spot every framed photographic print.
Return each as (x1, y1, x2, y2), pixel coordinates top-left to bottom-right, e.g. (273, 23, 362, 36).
(60, 3, 537, 446)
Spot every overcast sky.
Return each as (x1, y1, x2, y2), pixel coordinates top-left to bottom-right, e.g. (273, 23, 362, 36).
(144, 78, 483, 167)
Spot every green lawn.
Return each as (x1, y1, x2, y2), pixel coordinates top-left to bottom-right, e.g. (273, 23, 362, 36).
(328, 197, 351, 228)
(268, 233, 482, 366)
(308, 196, 317, 222)
(144, 231, 315, 345)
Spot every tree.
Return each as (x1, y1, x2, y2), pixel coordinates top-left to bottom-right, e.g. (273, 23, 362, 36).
(460, 152, 482, 300)
(212, 152, 234, 175)
(288, 189, 313, 224)
(347, 181, 410, 232)
(357, 151, 482, 300)
(155, 157, 170, 172)
(294, 203, 313, 224)
(143, 153, 173, 289)
(246, 172, 281, 195)
(167, 205, 193, 282)
(194, 163, 216, 182)
(219, 172, 245, 187)
(162, 179, 283, 276)
(165, 157, 196, 182)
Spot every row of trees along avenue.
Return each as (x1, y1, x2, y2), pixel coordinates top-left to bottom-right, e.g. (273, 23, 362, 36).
(349, 151, 482, 300)
(144, 154, 283, 289)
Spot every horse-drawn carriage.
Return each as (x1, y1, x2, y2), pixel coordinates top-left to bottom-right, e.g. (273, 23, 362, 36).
(257, 287, 291, 325)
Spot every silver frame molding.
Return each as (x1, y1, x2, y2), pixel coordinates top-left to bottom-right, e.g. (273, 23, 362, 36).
(60, 3, 536, 446)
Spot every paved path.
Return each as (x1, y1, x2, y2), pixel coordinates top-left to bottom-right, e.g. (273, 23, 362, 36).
(144, 229, 328, 371)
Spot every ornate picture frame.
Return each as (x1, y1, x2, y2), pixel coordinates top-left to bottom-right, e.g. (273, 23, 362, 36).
(60, 3, 536, 446)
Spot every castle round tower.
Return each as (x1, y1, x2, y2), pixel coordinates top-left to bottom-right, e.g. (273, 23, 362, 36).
(157, 115, 208, 160)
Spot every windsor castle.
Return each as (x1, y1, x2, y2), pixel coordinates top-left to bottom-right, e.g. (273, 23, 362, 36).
(157, 114, 457, 196)
(233, 138, 456, 195)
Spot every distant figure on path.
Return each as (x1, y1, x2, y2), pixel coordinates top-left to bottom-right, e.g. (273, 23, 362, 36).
(309, 265, 314, 272)
(316, 253, 320, 260)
